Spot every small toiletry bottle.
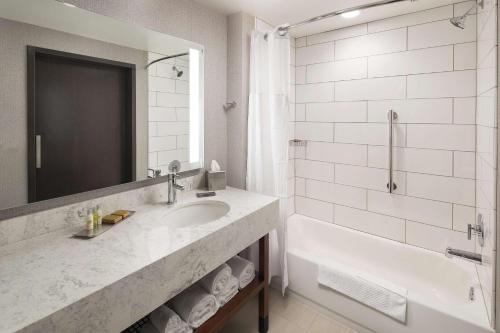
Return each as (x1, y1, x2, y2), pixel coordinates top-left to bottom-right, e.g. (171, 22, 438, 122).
(92, 207, 99, 229)
(86, 209, 94, 231)
(96, 205, 103, 226)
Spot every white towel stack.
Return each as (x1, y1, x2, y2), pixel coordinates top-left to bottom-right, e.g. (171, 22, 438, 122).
(200, 263, 232, 295)
(215, 275, 239, 307)
(155, 258, 253, 330)
(149, 305, 192, 333)
(169, 284, 218, 329)
(227, 256, 255, 289)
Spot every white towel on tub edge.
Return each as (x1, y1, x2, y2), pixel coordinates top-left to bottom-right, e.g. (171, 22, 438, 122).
(318, 263, 407, 324)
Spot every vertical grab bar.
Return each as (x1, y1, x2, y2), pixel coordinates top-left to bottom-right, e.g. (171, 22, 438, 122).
(387, 110, 397, 193)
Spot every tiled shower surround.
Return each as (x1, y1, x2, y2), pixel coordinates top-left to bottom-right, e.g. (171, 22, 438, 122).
(292, 1, 477, 250)
(289, 0, 497, 324)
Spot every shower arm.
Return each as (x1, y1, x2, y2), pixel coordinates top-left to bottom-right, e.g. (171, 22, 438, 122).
(277, 0, 417, 36)
(461, 1, 483, 18)
(145, 52, 188, 69)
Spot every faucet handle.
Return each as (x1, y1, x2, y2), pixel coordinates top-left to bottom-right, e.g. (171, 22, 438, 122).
(468, 223, 483, 239)
(168, 160, 181, 174)
(467, 224, 475, 240)
(147, 168, 162, 178)
(468, 214, 485, 247)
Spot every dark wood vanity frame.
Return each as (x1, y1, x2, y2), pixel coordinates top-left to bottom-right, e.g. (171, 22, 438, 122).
(195, 234, 270, 333)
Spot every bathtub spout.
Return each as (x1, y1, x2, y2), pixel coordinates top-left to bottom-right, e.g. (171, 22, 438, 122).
(445, 247, 482, 265)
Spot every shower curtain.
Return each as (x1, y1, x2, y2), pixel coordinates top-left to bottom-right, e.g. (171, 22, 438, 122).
(246, 26, 290, 293)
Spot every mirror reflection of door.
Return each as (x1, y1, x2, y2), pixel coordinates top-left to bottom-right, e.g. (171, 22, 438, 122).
(27, 47, 135, 203)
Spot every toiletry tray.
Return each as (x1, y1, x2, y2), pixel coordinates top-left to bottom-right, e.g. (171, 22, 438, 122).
(73, 210, 135, 239)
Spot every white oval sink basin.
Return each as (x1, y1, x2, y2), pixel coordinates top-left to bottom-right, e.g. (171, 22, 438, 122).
(166, 200, 230, 228)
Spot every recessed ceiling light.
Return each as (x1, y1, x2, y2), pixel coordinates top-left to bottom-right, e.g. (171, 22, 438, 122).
(55, 1, 76, 8)
(341, 10, 360, 19)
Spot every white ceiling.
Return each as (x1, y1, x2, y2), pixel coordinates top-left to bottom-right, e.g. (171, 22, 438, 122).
(194, 0, 460, 36)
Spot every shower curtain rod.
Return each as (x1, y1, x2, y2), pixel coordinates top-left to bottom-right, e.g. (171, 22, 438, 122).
(145, 52, 189, 69)
(277, 0, 416, 36)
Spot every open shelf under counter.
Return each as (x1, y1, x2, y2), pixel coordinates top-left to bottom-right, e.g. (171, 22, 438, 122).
(195, 277, 266, 333)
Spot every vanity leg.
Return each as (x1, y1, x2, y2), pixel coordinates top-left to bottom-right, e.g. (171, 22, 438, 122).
(258, 234, 269, 333)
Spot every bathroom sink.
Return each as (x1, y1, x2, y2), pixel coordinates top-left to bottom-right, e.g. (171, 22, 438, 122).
(166, 200, 230, 228)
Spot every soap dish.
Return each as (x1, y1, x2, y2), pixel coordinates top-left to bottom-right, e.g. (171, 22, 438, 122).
(73, 224, 114, 239)
(73, 210, 135, 239)
(103, 210, 136, 224)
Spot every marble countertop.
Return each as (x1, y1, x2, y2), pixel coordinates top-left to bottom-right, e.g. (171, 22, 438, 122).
(0, 187, 279, 333)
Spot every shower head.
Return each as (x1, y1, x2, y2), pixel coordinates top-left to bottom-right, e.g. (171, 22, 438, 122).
(450, 0, 483, 29)
(277, 25, 290, 37)
(172, 66, 183, 78)
(450, 16, 466, 29)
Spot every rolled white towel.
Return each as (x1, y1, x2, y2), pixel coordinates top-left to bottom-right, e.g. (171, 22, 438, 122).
(200, 263, 232, 296)
(150, 305, 192, 333)
(169, 284, 218, 328)
(227, 256, 255, 289)
(216, 275, 239, 307)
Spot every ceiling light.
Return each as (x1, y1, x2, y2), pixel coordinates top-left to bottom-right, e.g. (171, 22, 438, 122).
(341, 10, 360, 19)
(55, 1, 76, 8)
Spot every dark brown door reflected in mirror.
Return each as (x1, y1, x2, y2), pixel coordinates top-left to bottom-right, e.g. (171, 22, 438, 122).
(27, 47, 135, 203)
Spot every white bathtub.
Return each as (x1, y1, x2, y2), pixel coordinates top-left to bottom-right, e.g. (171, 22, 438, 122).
(287, 214, 493, 333)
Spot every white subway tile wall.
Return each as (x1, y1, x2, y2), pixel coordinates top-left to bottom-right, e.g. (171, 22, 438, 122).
(474, 0, 497, 325)
(148, 52, 190, 175)
(293, 2, 479, 258)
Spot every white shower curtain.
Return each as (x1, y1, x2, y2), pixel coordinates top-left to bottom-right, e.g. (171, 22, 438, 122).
(246, 26, 290, 293)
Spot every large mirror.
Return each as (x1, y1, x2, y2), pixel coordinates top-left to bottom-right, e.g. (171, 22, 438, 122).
(0, 0, 204, 210)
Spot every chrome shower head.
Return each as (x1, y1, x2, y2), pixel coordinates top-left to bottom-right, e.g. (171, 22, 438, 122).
(277, 25, 289, 37)
(172, 66, 183, 78)
(450, 16, 466, 29)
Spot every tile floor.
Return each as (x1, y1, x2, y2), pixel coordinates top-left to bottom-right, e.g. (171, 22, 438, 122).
(220, 288, 358, 333)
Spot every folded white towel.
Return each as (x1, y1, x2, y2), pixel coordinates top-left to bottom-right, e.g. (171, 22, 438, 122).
(318, 263, 407, 323)
(169, 284, 218, 328)
(216, 275, 239, 307)
(200, 263, 232, 296)
(227, 256, 255, 289)
(150, 305, 192, 333)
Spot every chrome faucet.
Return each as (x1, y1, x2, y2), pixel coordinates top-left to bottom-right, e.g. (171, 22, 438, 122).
(445, 247, 482, 265)
(468, 214, 484, 247)
(166, 160, 184, 205)
(148, 168, 161, 179)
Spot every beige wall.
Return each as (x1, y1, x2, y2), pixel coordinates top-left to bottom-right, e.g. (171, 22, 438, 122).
(0, 17, 148, 209)
(69, 0, 228, 172)
(226, 12, 254, 189)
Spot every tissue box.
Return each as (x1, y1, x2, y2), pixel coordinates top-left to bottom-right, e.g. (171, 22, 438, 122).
(206, 170, 226, 191)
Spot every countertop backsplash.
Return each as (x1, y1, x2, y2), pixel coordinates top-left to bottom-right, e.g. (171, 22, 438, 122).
(0, 172, 204, 247)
